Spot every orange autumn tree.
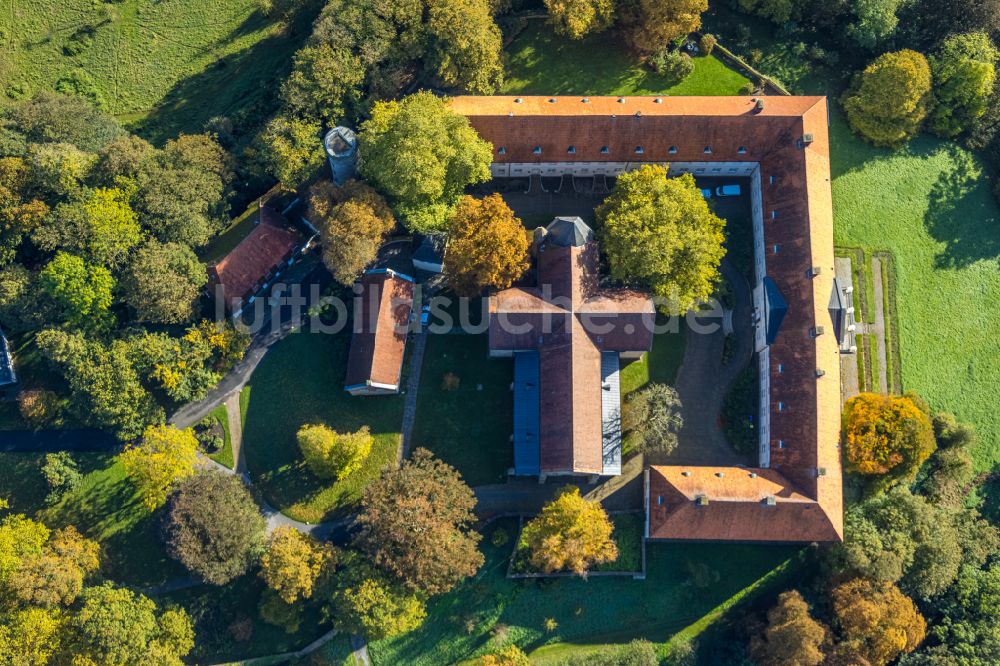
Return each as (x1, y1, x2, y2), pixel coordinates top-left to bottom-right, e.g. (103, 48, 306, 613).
(444, 194, 529, 296)
(521, 486, 617, 575)
(842, 392, 935, 480)
(830, 578, 926, 666)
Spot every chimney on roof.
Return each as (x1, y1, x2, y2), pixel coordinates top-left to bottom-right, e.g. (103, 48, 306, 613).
(816, 368, 826, 378)
(749, 472, 758, 478)
(754, 99, 765, 113)
(715, 472, 725, 478)
(811, 325, 825, 338)
(817, 467, 827, 477)
(681, 471, 692, 477)
(696, 496, 709, 506)
(802, 133, 814, 144)
(809, 266, 823, 277)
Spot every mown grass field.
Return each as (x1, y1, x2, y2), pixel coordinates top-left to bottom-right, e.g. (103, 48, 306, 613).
(369, 518, 802, 665)
(503, 22, 749, 96)
(241, 331, 404, 523)
(0, 0, 318, 142)
(410, 334, 513, 487)
(829, 111, 1000, 470)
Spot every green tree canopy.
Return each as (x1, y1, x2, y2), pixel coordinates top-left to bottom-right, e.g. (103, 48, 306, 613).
(94, 134, 154, 186)
(68, 583, 194, 666)
(122, 241, 206, 324)
(255, 115, 325, 186)
(7, 92, 123, 153)
(427, 0, 504, 94)
(164, 471, 265, 585)
(929, 32, 999, 138)
(354, 448, 483, 595)
(358, 91, 493, 233)
(622, 383, 683, 455)
(520, 485, 618, 575)
(329, 551, 427, 640)
(620, 0, 708, 55)
(842, 49, 933, 147)
(34, 187, 142, 268)
(596, 165, 726, 313)
(544, 0, 617, 39)
(38, 252, 115, 332)
(444, 194, 529, 296)
(307, 179, 396, 286)
(848, 0, 903, 49)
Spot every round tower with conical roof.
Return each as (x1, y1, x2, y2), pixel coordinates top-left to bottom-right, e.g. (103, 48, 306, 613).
(323, 127, 358, 185)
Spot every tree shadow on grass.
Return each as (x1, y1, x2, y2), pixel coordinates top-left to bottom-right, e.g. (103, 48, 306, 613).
(924, 145, 1000, 269)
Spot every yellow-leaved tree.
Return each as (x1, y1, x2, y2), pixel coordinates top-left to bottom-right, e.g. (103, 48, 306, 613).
(444, 194, 530, 296)
(841, 49, 933, 147)
(830, 578, 926, 666)
(296, 423, 373, 480)
(260, 526, 336, 604)
(543, 0, 617, 40)
(842, 392, 936, 481)
(520, 486, 617, 575)
(120, 424, 199, 510)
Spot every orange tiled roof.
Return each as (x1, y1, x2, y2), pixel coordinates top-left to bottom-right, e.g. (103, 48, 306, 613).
(455, 96, 842, 542)
(344, 271, 414, 391)
(208, 205, 304, 310)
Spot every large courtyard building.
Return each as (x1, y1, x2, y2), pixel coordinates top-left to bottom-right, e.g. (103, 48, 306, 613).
(453, 95, 844, 543)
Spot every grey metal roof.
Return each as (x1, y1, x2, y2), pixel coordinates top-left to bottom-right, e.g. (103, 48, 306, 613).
(546, 216, 593, 248)
(600, 351, 621, 475)
(513, 351, 540, 476)
(762, 276, 788, 345)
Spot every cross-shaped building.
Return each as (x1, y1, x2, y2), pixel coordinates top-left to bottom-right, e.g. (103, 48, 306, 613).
(489, 216, 655, 480)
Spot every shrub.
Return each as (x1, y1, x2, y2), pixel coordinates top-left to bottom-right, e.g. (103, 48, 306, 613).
(41, 452, 81, 505)
(491, 527, 509, 547)
(698, 33, 716, 55)
(297, 423, 373, 480)
(17, 389, 64, 428)
(739, 82, 755, 95)
(649, 49, 695, 82)
(544, 617, 558, 632)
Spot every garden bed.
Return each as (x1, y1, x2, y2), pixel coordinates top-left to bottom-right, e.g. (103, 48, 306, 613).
(507, 512, 646, 579)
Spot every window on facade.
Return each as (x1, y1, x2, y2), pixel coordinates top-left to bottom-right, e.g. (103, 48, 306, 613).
(567, 146, 576, 154)
(738, 146, 748, 154)
(778, 364, 784, 373)
(771, 210, 779, 219)
(533, 146, 542, 155)
(769, 175, 776, 185)
(704, 146, 712, 154)
(778, 440, 786, 449)
(778, 401, 785, 411)
(773, 245, 780, 254)
(600, 146, 610, 154)
(497, 147, 506, 155)
(668, 146, 678, 154)
(635, 146, 644, 154)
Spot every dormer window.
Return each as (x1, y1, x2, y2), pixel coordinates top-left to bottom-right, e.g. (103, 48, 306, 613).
(737, 146, 748, 155)
(635, 146, 644, 154)
(567, 146, 576, 154)
(497, 147, 506, 155)
(668, 146, 678, 154)
(533, 146, 542, 155)
(704, 146, 713, 154)
(600, 146, 610, 154)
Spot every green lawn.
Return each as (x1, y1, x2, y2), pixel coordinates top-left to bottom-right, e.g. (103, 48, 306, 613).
(369, 518, 801, 666)
(1, 0, 319, 142)
(38, 455, 188, 588)
(409, 334, 513, 486)
(207, 403, 235, 469)
(620, 326, 686, 397)
(503, 23, 749, 96)
(241, 331, 404, 523)
(0, 452, 50, 513)
(829, 111, 1000, 470)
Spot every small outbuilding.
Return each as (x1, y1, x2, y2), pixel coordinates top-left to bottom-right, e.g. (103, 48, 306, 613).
(344, 269, 415, 396)
(207, 203, 307, 317)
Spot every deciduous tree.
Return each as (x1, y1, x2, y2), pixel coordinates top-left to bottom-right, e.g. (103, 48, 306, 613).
(68, 584, 194, 666)
(929, 32, 999, 138)
(28, 142, 95, 198)
(255, 115, 324, 186)
(520, 485, 617, 575)
(260, 526, 336, 604)
(841, 50, 933, 147)
(848, 0, 903, 49)
(830, 578, 926, 666)
(120, 425, 199, 511)
(0, 265, 43, 332)
(596, 165, 725, 313)
(444, 194, 529, 296)
(329, 552, 427, 640)
(842, 392, 936, 481)
(354, 448, 483, 595)
(8, 92, 123, 153)
(38, 252, 115, 332)
(94, 134, 154, 186)
(297, 423, 373, 480)
(359, 92, 493, 233)
(10, 526, 100, 608)
(622, 383, 683, 454)
(0, 607, 63, 665)
(620, 0, 708, 55)
(427, 0, 504, 94)
(544, 0, 616, 39)
(307, 180, 396, 286)
(749, 590, 828, 666)
(0, 514, 49, 588)
(40, 451, 80, 504)
(164, 471, 265, 585)
(122, 241, 206, 324)
(34, 187, 141, 268)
